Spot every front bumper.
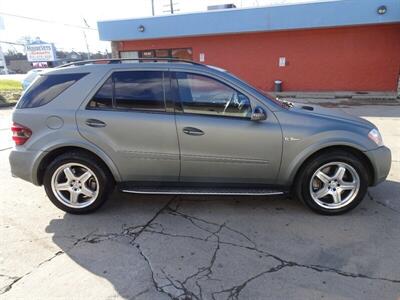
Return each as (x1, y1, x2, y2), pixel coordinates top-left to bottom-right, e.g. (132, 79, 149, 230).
(9, 148, 44, 186)
(364, 146, 391, 186)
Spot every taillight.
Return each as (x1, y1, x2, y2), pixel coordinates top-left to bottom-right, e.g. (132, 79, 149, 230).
(11, 123, 32, 145)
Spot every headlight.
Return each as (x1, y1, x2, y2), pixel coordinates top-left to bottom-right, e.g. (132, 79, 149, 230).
(368, 128, 383, 146)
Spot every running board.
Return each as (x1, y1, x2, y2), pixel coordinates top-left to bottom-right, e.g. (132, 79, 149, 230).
(119, 185, 286, 196)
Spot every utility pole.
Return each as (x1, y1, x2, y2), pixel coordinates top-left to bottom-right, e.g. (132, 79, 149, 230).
(151, 0, 155, 16)
(169, 0, 174, 14)
(82, 31, 90, 60)
(82, 17, 91, 60)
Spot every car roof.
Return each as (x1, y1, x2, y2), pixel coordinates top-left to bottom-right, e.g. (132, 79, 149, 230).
(45, 59, 229, 78)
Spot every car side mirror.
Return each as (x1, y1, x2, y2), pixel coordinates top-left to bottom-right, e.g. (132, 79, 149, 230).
(251, 106, 267, 121)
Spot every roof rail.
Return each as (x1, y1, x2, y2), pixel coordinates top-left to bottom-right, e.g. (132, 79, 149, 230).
(58, 57, 206, 68)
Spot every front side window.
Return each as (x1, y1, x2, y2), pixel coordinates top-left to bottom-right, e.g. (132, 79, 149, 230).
(176, 72, 252, 118)
(17, 73, 87, 109)
(114, 71, 165, 111)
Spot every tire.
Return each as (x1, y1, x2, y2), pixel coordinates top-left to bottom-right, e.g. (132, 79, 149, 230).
(43, 151, 114, 214)
(295, 150, 369, 215)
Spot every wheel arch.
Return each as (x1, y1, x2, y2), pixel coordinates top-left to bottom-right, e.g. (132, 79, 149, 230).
(289, 145, 375, 189)
(35, 144, 121, 186)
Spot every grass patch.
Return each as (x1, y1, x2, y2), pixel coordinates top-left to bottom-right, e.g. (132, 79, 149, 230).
(0, 80, 22, 105)
(0, 79, 22, 90)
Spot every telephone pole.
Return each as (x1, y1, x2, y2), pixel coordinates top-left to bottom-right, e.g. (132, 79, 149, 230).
(82, 17, 91, 60)
(151, 0, 155, 16)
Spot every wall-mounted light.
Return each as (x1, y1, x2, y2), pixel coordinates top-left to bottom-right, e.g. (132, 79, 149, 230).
(377, 5, 387, 15)
(138, 25, 145, 32)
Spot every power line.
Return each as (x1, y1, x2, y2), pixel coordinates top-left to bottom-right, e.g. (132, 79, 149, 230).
(0, 40, 25, 46)
(0, 12, 97, 31)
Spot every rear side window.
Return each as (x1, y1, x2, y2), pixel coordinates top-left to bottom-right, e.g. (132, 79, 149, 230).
(17, 73, 88, 109)
(87, 71, 166, 112)
(114, 71, 165, 111)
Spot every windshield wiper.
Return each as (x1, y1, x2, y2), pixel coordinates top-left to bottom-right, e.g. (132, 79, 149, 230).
(276, 97, 294, 108)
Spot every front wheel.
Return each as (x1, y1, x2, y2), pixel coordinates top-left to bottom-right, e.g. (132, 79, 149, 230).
(295, 150, 369, 215)
(43, 151, 114, 214)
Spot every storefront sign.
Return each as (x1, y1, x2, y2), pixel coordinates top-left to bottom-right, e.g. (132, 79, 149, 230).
(26, 43, 56, 62)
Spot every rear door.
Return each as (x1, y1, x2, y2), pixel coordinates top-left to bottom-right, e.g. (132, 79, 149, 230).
(172, 71, 283, 184)
(76, 69, 180, 182)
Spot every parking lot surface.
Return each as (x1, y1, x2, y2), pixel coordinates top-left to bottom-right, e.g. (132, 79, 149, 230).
(0, 104, 399, 299)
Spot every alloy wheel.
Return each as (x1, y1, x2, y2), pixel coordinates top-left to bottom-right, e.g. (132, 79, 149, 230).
(309, 162, 360, 209)
(51, 163, 99, 208)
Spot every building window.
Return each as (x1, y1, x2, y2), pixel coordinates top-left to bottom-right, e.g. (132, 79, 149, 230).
(131, 48, 193, 61)
(120, 51, 139, 62)
(171, 48, 193, 60)
(155, 49, 170, 58)
(140, 50, 155, 58)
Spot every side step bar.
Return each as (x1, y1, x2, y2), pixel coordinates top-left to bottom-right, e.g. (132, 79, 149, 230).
(119, 186, 286, 196)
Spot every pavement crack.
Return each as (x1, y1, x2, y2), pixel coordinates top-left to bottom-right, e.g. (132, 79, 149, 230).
(72, 229, 101, 246)
(134, 243, 176, 300)
(178, 227, 223, 299)
(0, 251, 64, 295)
(211, 263, 287, 300)
(70, 197, 178, 248)
(129, 196, 178, 243)
(367, 191, 400, 214)
(167, 206, 256, 248)
(145, 207, 400, 290)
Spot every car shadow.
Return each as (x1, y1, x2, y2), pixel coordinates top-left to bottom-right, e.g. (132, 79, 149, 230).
(45, 180, 400, 298)
(44, 190, 302, 298)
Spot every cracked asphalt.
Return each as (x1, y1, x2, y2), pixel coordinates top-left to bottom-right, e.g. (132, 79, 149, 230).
(0, 104, 399, 299)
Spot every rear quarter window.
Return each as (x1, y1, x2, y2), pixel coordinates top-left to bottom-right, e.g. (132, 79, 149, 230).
(17, 73, 88, 108)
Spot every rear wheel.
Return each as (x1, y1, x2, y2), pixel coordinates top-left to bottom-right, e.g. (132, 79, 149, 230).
(43, 151, 114, 214)
(295, 150, 369, 215)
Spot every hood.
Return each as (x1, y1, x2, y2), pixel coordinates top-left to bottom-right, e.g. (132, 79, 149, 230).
(291, 103, 374, 129)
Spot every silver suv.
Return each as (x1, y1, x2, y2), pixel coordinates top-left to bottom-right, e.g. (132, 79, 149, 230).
(9, 59, 391, 215)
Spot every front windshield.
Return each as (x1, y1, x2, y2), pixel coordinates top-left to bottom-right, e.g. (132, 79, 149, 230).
(254, 88, 287, 106)
(219, 69, 288, 108)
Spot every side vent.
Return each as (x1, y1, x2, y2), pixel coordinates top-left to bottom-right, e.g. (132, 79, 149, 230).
(301, 105, 314, 111)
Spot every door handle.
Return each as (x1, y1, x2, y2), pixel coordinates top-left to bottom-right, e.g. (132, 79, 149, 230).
(85, 119, 106, 128)
(183, 127, 204, 136)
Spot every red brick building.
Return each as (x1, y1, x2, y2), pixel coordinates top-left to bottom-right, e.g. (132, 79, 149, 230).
(98, 0, 400, 92)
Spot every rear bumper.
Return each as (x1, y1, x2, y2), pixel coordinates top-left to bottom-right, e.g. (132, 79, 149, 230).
(364, 146, 391, 186)
(9, 148, 43, 186)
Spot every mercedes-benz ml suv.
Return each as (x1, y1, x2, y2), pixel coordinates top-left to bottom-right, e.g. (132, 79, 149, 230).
(9, 59, 391, 215)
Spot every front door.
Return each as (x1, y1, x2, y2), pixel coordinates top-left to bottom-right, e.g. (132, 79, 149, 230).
(172, 71, 282, 184)
(77, 70, 180, 182)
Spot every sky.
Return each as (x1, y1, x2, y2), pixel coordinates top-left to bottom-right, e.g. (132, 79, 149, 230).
(0, 0, 320, 54)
